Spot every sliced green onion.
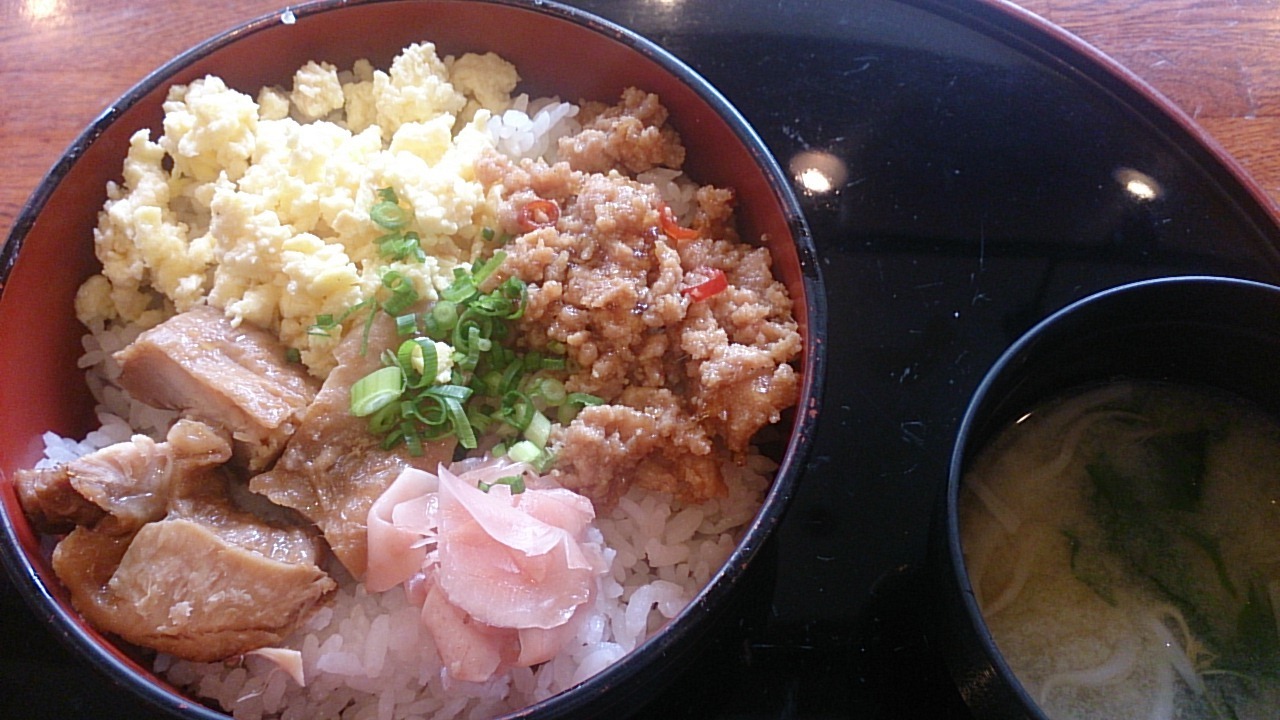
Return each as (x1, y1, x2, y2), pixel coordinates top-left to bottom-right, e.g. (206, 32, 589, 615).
(534, 378, 567, 405)
(396, 338, 419, 375)
(371, 201, 410, 230)
(498, 277, 526, 320)
(337, 237, 580, 458)
(506, 440, 542, 464)
(369, 189, 426, 263)
(308, 298, 377, 341)
(369, 402, 400, 434)
(472, 251, 507, 286)
(428, 384, 473, 402)
(478, 370, 503, 396)
(285, 347, 302, 364)
(398, 338, 439, 385)
(377, 230, 426, 264)
(382, 271, 419, 315)
(498, 357, 524, 395)
(404, 233, 427, 263)
(395, 313, 418, 336)
(443, 396, 476, 449)
(489, 344, 515, 370)
(358, 299, 378, 354)
(524, 410, 552, 449)
(478, 475, 526, 494)
(567, 392, 604, 408)
(499, 391, 536, 431)
(441, 269, 478, 303)
(558, 392, 604, 425)
(403, 427, 424, 456)
(351, 366, 404, 417)
(432, 301, 459, 330)
(467, 405, 495, 433)
(308, 313, 337, 337)
(531, 450, 556, 474)
(404, 395, 447, 427)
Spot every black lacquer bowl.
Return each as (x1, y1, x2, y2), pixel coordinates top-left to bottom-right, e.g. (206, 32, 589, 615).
(0, 1, 824, 719)
(933, 275, 1280, 719)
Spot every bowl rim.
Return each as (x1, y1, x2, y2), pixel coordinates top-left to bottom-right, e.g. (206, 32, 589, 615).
(930, 0, 1280, 246)
(942, 273, 1280, 720)
(0, 0, 826, 718)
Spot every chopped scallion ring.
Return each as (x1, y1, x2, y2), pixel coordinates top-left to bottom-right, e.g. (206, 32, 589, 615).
(395, 313, 418, 336)
(371, 201, 410, 230)
(506, 440, 543, 465)
(478, 475, 526, 494)
(350, 366, 404, 417)
(524, 410, 552, 449)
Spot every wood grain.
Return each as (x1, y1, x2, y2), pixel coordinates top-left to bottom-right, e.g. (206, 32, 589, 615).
(1019, 0, 1280, 208)
(2, 0, 1278, 249)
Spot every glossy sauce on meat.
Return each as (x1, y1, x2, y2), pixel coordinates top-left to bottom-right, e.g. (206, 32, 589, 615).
(19, 420, 334, 662)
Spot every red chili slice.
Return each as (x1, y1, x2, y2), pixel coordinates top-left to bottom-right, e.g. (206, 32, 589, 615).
(682, 267, 729, 301)
(517, 198, 560, 233)
(659, 203, 698, 241)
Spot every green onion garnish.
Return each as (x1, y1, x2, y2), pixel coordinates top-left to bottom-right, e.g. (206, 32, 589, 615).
(397, 338, 439, 384)
(524, 409, 552, 449)
(350, 366, 404, 417)
(381, 270, 419, 315)
(340, 245, 603, 468)
(371, 200, 410, 231)
(478, 475, 526, 494)
(533, 378, 567, 405)
(370, 187, 425, 263)
(506, 440, 542, 464)
(557, 391, 604, 425)
(395, 313, 418, 336)
(567, 392, 604, 408)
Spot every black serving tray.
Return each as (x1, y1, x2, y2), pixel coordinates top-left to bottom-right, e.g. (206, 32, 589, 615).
(5, 0, 1279, 717)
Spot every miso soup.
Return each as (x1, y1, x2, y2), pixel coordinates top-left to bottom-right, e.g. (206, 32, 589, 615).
(960, 381, 1280, 720)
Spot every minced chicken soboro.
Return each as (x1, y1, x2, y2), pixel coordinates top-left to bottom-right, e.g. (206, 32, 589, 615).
(19, 40, 802, 720)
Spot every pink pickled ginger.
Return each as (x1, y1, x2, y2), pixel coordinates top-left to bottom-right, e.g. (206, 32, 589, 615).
(365, 460, 607, 682)
(366, 468, 437, 593)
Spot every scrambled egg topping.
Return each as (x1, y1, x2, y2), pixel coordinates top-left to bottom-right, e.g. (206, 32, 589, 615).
(76, 44, 521, 377)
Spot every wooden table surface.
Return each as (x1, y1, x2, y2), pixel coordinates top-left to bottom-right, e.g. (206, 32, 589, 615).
(3, 0, 1279, 246)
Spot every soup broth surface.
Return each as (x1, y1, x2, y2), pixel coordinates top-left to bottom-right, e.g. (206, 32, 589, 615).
(961, 380, 1280, 720)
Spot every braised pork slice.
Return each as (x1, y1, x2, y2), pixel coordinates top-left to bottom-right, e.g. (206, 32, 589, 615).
(250, 312, 454, 580)
(52, 472, 334, 663)
(22, 417, 332, 662)
(15, 419, 232, 533)
(13, 466, 105, 533)
(114, 305, 319, 472)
